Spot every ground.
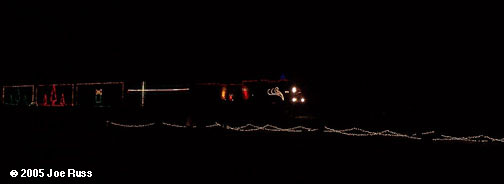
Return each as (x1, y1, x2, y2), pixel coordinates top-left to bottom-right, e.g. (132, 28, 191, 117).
(6, 122, 503, 183)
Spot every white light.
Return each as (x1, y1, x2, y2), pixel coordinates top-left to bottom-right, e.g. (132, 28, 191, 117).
(292, 97, 297, 102)
(267, 87, 285, 101)
(128, 88, 190, 92)
(292, 87, 297, 93)
(301, 98, 305, 103)
(141, 81, 145, 108)
(106, 121, 504, 143)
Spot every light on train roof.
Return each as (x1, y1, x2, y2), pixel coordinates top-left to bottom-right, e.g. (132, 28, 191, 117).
(292, 87, 297, 93)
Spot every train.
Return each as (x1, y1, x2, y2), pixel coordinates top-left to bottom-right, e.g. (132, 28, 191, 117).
(1, 79, 312, 124)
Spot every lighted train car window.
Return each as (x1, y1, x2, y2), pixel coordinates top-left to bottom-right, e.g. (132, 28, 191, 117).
(76, 83, 124, 108)
(36, 84, 74, 107)
(2, 85, 35, 106)
(220, 86, 243, 103)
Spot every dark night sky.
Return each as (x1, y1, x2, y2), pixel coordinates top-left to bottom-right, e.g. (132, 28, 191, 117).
(3, 2, 503, 128)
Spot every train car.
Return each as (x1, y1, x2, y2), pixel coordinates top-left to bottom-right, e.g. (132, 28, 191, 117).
(1, 84, 36, 106)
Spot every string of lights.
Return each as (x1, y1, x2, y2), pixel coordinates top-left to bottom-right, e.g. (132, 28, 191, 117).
(433, 135, 504, 143)
(205, 122, 222, 128)
(106, 121, 503, 143)
(161, 122, 187, 128)
(106, 121, 156, 128)
(323, 127, 422, 140)
(421, 131, 436, 135)
(210, 123, 319, 132)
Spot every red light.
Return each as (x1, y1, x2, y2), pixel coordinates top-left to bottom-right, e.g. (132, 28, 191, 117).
(60, 93, 66, 106)
(40, 84, 70, 107)
(50, 85, 58, 106)
(43, 94, 48, 106)
(242, 86, 249, 100)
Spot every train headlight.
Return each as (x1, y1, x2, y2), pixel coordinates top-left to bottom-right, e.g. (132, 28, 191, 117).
(292, 87, 297, 93)
(292, 97, 298, 102)
(300, 97, 305, 103)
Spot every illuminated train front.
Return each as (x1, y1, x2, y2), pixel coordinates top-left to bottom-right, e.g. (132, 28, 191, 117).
(191, 79, 309, 124)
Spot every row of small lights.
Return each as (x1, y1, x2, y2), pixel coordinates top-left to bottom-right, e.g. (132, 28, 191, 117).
(106, 121, 156, 128)
(323, 127, 422, 140)
(224, 123, 318, 132)
(162, 122, 187, 128)
(106, 121, 504, 143)
(432, 135, 504, 143)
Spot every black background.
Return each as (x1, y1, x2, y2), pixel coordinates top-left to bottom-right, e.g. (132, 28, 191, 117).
(3, 2, 504, 182)
(3, 2, 503, 129)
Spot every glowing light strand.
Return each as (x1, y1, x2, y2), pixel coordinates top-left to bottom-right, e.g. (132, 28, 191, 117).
(323, 127, 421, 140)
(421, 131, 436, 135)
(205, 122, 222, 128)
(106, 121, 155, 128)
(162, 122, 187, 128)
(128, 88, 190, 92)
(106, 121, 504, 143)
(267, 87, 285, 101)
(433, 135, 504, 143)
